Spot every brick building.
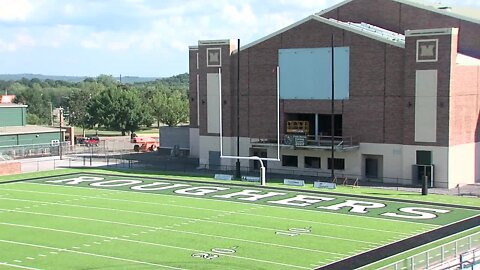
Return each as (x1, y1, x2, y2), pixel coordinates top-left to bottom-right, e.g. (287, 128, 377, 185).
(188, 0, 480, 188)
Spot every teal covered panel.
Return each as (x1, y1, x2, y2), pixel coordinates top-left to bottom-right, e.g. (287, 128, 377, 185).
(279, 47, 349, 100)
(0, 107, 25, 127)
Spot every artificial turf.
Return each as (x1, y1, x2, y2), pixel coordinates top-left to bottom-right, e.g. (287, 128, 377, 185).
(0, 172, 478, 270)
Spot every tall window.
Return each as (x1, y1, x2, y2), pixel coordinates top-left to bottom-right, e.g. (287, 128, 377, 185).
(328, 158, 345, 170)
(305, 157, 321, 169)
(282, 155, 298, 167)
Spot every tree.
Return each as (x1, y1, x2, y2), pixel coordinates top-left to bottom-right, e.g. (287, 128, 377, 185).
(68, 89, 92, 136)
(14, 83, 51, 124)
(150, 89, 188, 127)
(88, 86, 148, 135)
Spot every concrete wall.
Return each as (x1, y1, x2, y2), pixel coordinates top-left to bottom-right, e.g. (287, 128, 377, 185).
(448, 142, 477, 188)
(189, 128, 199, 158)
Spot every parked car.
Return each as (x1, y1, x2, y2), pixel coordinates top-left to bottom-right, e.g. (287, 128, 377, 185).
(76, 136, 100, 147)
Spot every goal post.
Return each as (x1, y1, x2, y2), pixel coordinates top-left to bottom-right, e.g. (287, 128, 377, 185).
(217, 66, 281, 186)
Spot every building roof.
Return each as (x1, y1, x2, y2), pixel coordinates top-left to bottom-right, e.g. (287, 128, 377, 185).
(239, 15, 406, 52)
(0, 125, 64, 136)
(0, 103, 27, 108)
(317, 0, 480, 25)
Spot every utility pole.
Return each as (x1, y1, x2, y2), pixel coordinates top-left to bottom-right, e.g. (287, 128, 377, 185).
(59, 107, 63, 160)
(235, 39, 242, 179)
(330, 34, 335, 179)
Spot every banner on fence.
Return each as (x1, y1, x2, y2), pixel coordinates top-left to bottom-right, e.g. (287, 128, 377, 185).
(314, 181, 336, 189)
(283, 179, 305, 186)
(241, 176, 260, 182)
(214, 174, 233, 181)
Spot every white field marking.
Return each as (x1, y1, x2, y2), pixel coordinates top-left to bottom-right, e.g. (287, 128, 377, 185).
(0, 209, 347, 258)
(38, 254, 46, 257)
(13, 260, 23, 263)
(0, 194, 384, 245)
(4, 183, 444, 227)
(25, 257, 35, 260)
(0, 190, 426, 236)
(346, 214, 480, 270)
(0, 262, 42, 270)
(0, 239, 185, 270)
(0, 224, 311, 270)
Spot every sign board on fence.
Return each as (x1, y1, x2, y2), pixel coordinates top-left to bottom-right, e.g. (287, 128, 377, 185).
(284, 179, 305, 186)
(241, 176, 260, 182)
(214, 174, 233, 181)
(314, 181, 336, 189)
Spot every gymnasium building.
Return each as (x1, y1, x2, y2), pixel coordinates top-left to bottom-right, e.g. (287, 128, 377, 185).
(188, 0, 480, 188)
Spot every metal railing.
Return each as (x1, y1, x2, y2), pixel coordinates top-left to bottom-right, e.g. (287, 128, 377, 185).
(250, 135, 358, 149)
(378, 232, 480, 270)
(0, 142, 71, 159)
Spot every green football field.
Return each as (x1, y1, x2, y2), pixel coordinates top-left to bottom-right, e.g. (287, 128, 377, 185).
(0, 172, 478, 270)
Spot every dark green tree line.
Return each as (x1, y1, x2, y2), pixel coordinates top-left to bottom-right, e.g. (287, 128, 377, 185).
(2, 73, 189, 133)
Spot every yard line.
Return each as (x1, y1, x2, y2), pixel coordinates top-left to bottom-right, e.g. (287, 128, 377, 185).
(0, 209, 346, 256)
(0, 223, 311, 270)
(4, 183, 441, 227)
(0, 186, 428, 234)
(0, 197, 380, 245)
(0, 239, 185, 270)
(0, 262, 41, 270)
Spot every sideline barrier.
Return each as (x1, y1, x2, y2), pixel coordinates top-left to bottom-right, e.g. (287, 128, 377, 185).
(214, 174, 233, 181)
(283, 178, 305, 186)
(314, 181, 336, 189)
(241, 176, 260, 182)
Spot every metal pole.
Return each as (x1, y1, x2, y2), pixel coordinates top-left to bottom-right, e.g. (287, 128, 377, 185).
(235, 38, 241, 179)
(59, 108, 63, 160)
(330, 34, 335, 179)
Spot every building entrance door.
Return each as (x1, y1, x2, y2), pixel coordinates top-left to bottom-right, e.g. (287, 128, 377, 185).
(365, 158, 378, 179)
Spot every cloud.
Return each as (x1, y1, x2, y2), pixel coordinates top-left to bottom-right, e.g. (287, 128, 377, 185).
(0, 0, 34, 22)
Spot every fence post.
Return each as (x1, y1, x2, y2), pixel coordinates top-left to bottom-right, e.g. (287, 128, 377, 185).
(454, 241, 458, 257)
(426, 251, 429, 269)
(410, 257, 414, 269)
(441, 246, 445, 261)
(53, 159, 56, 170)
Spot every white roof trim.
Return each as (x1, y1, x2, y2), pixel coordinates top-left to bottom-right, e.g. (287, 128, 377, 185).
(237, 16, 314, 52)
(394, 0, 479, 25)
(238, 15, 405, 52)
(317, 0, 479, 25)
(406, 27, 458, 36)
(189, 46, 198, 50)
(198, 39, 231, 46)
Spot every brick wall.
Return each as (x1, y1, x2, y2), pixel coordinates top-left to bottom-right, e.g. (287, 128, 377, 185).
(0, 162, 21, 176)
(403, 31, 455, 146)
(450, 65, 480, 145)
(229, 19, 407, 144)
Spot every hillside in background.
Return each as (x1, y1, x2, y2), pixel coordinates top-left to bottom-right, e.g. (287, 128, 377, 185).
(0, 74, 161, 83)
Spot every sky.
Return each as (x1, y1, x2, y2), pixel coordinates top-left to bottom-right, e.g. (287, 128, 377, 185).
(0, 0, 478, 78)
